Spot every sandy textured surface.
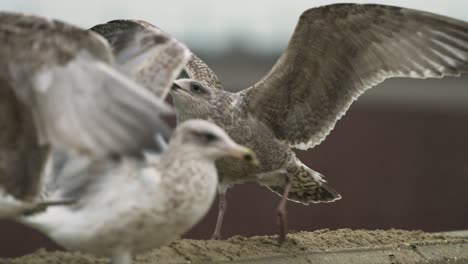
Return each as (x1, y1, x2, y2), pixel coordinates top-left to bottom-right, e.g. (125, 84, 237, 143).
(0, 229, 463, 264)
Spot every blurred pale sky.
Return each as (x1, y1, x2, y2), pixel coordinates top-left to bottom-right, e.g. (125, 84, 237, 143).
(1, 0, 467, 52)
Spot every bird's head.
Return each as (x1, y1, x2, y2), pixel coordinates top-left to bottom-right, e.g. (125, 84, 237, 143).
(170, 79, 224, 121)
(171, 119, 258, 165)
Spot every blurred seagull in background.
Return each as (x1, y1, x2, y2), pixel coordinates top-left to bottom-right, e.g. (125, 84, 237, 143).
(0, 11, 259, 264)
(165, 4, 468, 243)
(0, 11, 184, 217)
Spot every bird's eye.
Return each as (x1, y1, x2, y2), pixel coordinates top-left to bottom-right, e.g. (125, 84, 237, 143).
(190, 83, 203, 93)
(202, 132, 217, 142)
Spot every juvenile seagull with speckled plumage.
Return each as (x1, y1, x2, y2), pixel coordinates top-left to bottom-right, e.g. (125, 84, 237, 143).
(94, 3, 468, 243)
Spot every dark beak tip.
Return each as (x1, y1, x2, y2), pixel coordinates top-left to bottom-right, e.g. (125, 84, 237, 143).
(242, 151, 259, 166)
(243, 153, 253, 162)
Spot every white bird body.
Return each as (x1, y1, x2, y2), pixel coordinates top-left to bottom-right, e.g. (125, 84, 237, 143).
(0, 12, 248, 264)
(18, 119, 257, 264)
(22, 149, 218, 258)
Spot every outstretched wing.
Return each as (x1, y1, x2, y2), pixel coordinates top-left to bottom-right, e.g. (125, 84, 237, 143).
(91, 20, 191, 99)
(0, 11, 113, 63)
(241, 4, 468, 150)
(27, 52, 173, 158)
(0, 12, 175, 215)
(0, 12, 109, 206)
(91, 19, 222, 90)
(1, 14, 173, 159)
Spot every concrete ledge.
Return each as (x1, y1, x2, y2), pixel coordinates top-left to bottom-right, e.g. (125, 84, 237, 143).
(3, 229, 467, 264)
(224, 240, 468, 264)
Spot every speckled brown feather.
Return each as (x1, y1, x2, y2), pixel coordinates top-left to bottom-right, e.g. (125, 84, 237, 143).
(185, 54, 224, 90)
(91, 20, 222, 91)
(90, 20, 191, 99)
(172, 3, 468, 205)
(242, 4, 468, 150)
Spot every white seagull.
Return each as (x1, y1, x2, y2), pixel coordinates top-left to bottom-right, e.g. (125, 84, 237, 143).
(0, 11, 259, 264)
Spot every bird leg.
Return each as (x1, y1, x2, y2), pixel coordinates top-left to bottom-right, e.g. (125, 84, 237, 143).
(211, 186, 227, 240)
(276, 173, 292, 244)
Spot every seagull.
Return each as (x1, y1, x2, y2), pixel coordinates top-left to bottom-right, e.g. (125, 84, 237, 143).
(0, 12, 187, 216)
(0, 12, 260, 264)
(171, 3, 468, 243)
(21, 119, 258, 264)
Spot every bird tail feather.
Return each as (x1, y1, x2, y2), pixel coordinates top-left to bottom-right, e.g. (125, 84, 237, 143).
(265, 161, 341, 205)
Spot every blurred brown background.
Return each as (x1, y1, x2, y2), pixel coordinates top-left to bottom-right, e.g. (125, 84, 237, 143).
(1, 0, 468, 259)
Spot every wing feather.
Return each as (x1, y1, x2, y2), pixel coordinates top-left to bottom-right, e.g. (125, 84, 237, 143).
(1, 13, 178, 212)
(241, 4, 468, 150)
(28, 52, 173, 158)
(91, 20, 191, 99)
(91, 20, 223, 90)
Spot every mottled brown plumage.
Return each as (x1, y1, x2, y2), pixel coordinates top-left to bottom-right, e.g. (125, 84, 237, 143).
(243, 4, 468, 150)
(91, 20, 190, 99)
(171, 3, 468, 241)
(86, 3, 468, 242)
(91, 20, 224, 92)
(185, 54, 224, 90)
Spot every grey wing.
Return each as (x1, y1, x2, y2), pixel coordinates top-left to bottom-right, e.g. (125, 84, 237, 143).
(0, 13, 115, 210)
(241, 4, 468, 150)
(41, 150, 98, 203)
(19, 51, 173, 158)
(0, 12, 114, 64)
(91, 20, 191, 99)
(2, 51, 173, 213)
(185, 53, 224, 90)
(0, 13, 176, 217)
(0, 78, 50, 202)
